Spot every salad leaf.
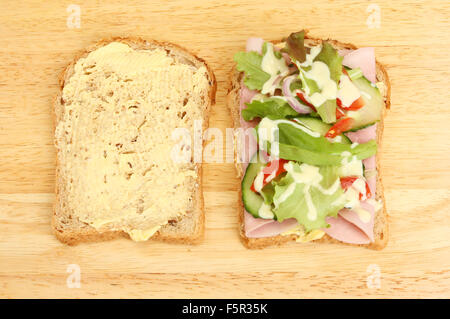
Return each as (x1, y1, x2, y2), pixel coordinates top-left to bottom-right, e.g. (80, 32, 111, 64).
(242, 98, 299, 121)
(257, 118, 377, 165)
(276, 121, 375, 155)
(314, 42, 343, 83)
(273, 163, 345, 231)
(262, 42, 282, 59)
(234, 51, 270, 90)
(274, 141, 375, 166)
(260, 172, 286, 206)
(260, 183, 275, 205)
(299, 68, 320, 96)
(296, 43, 342, 123)
(316, 99, 337, 124)
(283, 31, 306, 62)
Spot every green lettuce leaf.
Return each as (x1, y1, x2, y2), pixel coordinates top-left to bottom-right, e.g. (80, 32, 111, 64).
(234, 51, 270, 90)
(283, 31, 306, 62)
(314, 42, 343, 83)
(299, 68, 320, 96)
(272, 163, 345, 231)
(262, 42, 282, 59)
(295, 42, 343, 123)
(316, 99, 337, 124)
(257, 118, 377, 165)
(242, 98, 299, 121)
(260, 183, 275, 205)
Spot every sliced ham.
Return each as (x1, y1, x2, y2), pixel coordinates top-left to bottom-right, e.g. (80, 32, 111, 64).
(338, 49, 353, 56)
(324, 200, 375, 244)
(345, 124, 377, 195)
(345, 123, 377, 143)
(339, 201, 375, 242)
(246, 37, 264, 54)
(238, 79, 258, 171)
(363, 154, 376, 170)
(245, 211, 298, 238)
(339, 47, 376, 83)
(323, 215, 370, 245)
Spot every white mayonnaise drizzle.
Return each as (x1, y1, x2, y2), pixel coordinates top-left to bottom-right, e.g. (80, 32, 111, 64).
(273, 162, 340, 221)
(337, 75, 361, 107)
(339, 156, 363, 177)
(298, 45, 322, 68)
(298, 61, 338, 107)
(261, 43, 289, 95)
(258, 202, 275, 219)
(253, 169, 265, 193)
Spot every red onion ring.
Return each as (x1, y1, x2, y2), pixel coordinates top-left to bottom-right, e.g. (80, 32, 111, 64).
(282, 75, 312, 114)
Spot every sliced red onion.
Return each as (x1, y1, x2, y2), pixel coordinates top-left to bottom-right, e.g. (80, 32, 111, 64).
(282, 75, 312, 114)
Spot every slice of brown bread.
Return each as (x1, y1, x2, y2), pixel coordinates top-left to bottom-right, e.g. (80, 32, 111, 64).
(227, 32, 390, 250)
(53, 37, 216, 245)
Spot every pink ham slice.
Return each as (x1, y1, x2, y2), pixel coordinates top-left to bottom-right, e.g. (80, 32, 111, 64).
(245, 212, 298, 238)
(238, 79, 258, 172)
(324, 201, 375, 244)
(345, 124, 377, 194)
(324, 218, 369, 244)
(339, 47, 376, 84)
(323, 201, 375, 244)
(324, 216, 370, 244)
(339, 201, 375, 241)
(363, 155, 376, 170)
(246, 37, 264, 54)
(345, 123, 377, 143)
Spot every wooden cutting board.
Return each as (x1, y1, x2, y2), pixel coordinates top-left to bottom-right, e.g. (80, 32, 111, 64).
(1, 0, 449, 298)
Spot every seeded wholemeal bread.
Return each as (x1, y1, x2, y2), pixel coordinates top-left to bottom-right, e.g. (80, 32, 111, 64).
(53, 37, 216, 245)
(227, 32, 390, 250)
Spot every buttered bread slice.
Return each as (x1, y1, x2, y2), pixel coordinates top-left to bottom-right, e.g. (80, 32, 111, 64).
(53, 38, 216, 245)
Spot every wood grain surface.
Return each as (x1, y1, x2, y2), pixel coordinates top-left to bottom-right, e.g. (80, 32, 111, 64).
(0, 0, 449, 298)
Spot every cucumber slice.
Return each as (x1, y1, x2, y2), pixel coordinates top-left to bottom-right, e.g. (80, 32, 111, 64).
(346, 76, 384, 131)
(294, 116, 351, 144)
(241, 154, 273, 219)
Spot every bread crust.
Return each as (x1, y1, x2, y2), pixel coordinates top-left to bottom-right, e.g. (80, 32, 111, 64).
(53, 37, 216, 245)
(227, 32, 390, 250)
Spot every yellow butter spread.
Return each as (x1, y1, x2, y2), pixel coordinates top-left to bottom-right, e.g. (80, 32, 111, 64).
(281, 225, 325, 243)
(56, 42, 209, 240)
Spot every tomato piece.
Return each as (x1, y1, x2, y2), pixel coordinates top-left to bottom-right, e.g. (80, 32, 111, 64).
(296, 92, 317, 112)
(340, 176, 358, 189)
(325, 117, 354, 138)
(340, 176, 372, 200)
(346, 96, 365, 111)
(251, 159, 288, 193)
(336, 107, 346, 119)
(365, 181, 372, 199)
(337, 96, 365, 111)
